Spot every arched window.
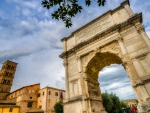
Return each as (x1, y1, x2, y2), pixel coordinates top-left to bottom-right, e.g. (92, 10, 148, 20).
(3, 79, 7, 84)
(11, 66, 15, 70)
(7, 65, 10, 69)
(7, 80, 10, 84)
(5, 72, 9, 76)
(9, 73, 12, 77)
(43, 92, 44, 95)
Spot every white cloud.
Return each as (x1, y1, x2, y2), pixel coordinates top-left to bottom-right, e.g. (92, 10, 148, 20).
(22, 9, 31, 16)
(0, 0, 149, 101)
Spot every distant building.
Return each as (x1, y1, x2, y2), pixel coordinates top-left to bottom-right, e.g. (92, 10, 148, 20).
(37, 86, 65, 113)
(0, 60, 18, 100)
(0, 60, 65, 113)
(0, 104, 20, 113)
(6, 84, 65, 113)
(6, 83, 41, 113)
(124, 99, 137, 107)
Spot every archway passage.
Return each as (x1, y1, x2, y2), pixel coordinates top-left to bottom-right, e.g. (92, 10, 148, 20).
(86, 52, 122, 81)
(85, 52, 122, 113)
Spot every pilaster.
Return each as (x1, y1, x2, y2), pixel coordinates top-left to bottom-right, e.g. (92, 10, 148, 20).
(63, 60, 70, 99)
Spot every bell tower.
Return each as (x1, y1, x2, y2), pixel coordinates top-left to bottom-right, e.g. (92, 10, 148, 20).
(0, 60, 17, 100)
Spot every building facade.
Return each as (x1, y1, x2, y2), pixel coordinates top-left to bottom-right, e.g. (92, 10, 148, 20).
(37, 87, 65, 113)
(0, 105, 20, 113)
(0, 60, 65, 113)
(124, 99, 138, 107)
(0, 60, 17, 100)
(6, 83, 40, 113)
(6, 84, 65, 113)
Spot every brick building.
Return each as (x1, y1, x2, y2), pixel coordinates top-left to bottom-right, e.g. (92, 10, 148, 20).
(0, 61, 65, 113)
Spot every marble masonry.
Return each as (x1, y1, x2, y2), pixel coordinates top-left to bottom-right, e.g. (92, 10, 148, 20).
(60, 0, 150, 113)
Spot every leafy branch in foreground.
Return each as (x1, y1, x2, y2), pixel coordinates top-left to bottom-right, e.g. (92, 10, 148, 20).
(42, 0, 106, 28)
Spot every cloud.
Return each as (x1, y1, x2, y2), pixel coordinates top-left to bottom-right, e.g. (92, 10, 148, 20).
(0, 0, 149, 101)
(98, 64, 135, 100)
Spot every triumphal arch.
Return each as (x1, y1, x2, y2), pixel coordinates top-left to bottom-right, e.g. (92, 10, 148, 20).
(60, 0, 150, 113)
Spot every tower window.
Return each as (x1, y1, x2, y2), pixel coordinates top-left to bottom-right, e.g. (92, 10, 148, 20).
(11, 66, 15, 70)
(7, 80, 10, 84)
(3, 79, 7, 84)
(5, 72, 9, 76)
(30, 97, 32, 99)
(9, 73, 12, 77)
(43, 92, 44, 95)
(7, 65, 10, 69)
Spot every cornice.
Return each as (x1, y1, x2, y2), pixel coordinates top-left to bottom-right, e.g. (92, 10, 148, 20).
(60, 13, 142, 59)
(61, 0, 130, 41)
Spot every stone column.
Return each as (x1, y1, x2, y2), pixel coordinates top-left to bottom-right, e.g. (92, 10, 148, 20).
(132, 59, 145, 77)
(83, 72, 91, 113)
(120, 43, 150, 112)
(118, 36, 127, 55)
(139, 29, 150, 49)
(77, 56, 83, 95)
(136, 23, 150, 49)
(77, 56, 82, 73)
(61, 37, 67, 52)
(63, 60, 69, 99)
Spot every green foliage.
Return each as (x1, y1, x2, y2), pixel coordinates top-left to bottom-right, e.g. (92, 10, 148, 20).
(109, 93, 121, 113)
(102, 92, 121, 113)
(102, 92, 113, 112)
(120, 100, 128, 109)
(42, 0, 106, 28)
(54, 101, 63, 113)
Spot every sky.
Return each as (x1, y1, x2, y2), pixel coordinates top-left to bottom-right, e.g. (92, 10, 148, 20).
(0, 0, 150, 100)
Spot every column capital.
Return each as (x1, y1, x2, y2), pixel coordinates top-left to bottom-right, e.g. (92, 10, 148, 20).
(63, 61, 68, 66)
(137, 28, 145, 33)
(135, 24, 145, 33)
(118, 36, 123, 42)
(76, 55, 81, 60)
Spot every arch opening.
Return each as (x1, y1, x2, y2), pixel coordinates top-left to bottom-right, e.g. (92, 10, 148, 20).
(86, 52, 122, 81)
(84, 52, 130, 112)
(99, 64, 136, 100)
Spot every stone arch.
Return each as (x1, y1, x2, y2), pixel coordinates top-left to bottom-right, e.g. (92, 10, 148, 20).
(85, 52, 122, 80)
(60, 1, 150, 112)
(80, 52, 123, 113)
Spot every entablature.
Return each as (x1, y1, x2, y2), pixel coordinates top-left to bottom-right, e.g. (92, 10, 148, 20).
(60, 13, 142, 59)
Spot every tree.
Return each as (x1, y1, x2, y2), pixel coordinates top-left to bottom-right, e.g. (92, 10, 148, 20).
(102, 92, 122, 113)
(54, 101, 63, 113)
(101, 92, 113, 113)
(120, 100, 128, 109)
(42, 0, 106, 28)
(109, 93, 121, 113)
